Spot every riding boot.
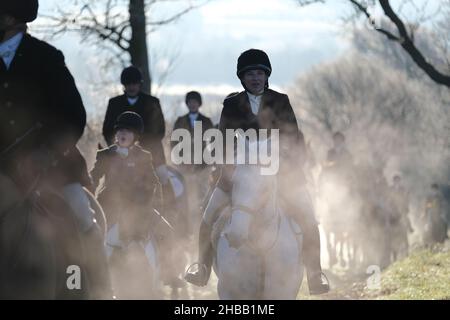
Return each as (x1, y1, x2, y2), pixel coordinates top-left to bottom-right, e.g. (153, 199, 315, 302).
(156, 227, 186, 289)
(185, 185, 231, 287)
(290, 198, 330, 295)
(301, 222, 330, 295)
(184, 221, 214, 286)
(82, 223, 114, 299)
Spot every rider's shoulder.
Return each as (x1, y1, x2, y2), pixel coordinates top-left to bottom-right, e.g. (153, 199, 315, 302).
(134, 144, 154, 161)
(25, 34, 64, 61)
(265, 88, 289, 101)
(133, 144, 153, 166)
(140, 93, 160, 105)
(222, 92, 246, 112)
(223, 91, 244, 104)
(108, 94, 126, 105)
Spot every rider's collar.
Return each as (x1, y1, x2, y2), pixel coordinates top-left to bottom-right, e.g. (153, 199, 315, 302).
(246, 90, 264, 98)
(116, 146, 130, 157)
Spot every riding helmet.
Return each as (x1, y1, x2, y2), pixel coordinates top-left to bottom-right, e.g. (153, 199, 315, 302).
(120, 66, 143, 85)
(114, 111, 144, 135)
(236, 49, 272, 78)
(185, 91, 202, 106)
(0, 0, 39, 23)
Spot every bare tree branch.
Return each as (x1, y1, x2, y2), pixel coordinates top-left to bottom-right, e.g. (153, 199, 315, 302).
(296, 0, 450, 88)
(378, 0, 450, 87)
(35, 0, 209, 94)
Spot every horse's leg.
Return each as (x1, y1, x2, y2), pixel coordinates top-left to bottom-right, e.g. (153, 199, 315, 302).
(349, 230, 356, 268)
(338, 235, 346, 268)
(328, 231, 337, 267)
(343, 233, 350, 268)
(347, 238, 354, 270)
(335, 235, 341, 267)
(325, 230, 334, 268)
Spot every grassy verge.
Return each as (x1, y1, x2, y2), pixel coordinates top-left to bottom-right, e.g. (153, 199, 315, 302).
(297, 241, 450, 300)
(365, 244, 450, 300)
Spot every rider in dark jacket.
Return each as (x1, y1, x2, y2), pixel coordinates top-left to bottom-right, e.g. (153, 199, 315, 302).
(0, 0, 111, 298)
(185, 49, 329, 295)
(92, 111, 185, 288)
(102, 66, 167, 168)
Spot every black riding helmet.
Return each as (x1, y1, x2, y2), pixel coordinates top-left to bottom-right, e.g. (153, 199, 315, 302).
(236, 49, 272, 91)
(120, 66, 143, 85)
(236, 49, 272, 79)
(185, 91, 202, 106)
(0, 0, 39, 23)
(114, 111, 144, 136)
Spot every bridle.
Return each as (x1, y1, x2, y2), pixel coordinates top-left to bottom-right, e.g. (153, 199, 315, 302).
(231, 177, 282, 253)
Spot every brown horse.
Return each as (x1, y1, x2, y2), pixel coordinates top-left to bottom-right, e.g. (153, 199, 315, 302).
(0, 172, 109, 299)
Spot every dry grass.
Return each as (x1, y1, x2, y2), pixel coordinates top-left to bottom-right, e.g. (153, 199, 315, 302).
(297, 240, 450, 300)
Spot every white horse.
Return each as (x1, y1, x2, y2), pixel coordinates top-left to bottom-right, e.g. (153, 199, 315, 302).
(206, 158, 304, 299)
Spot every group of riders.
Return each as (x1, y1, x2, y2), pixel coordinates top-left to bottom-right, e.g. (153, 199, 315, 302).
(1, 0, 448, 299)
(316, 133, 449, 270)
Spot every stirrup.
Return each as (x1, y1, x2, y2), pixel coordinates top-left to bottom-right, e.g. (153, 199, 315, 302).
(309, 271, 330, 295)
(184, 262, 208, 286)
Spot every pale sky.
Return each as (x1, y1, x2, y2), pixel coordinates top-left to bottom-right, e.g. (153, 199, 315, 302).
(34, 0, 350, 91)
(31, 0, 439, 120)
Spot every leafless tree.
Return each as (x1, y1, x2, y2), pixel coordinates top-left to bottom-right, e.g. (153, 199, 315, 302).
(290, 51, 449, 170)
(36, 0, 210, 94)
(296, 0, 450, 88)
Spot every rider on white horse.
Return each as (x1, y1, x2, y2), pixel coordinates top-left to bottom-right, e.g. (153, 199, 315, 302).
(185, 49, 330, 295)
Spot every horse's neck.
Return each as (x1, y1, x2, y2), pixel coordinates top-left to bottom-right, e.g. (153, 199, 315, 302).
(233, 166, 275, 205)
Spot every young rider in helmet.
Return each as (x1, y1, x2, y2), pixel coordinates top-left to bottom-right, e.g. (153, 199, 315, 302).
(91, 111, 185, 289)
(185, 49, 330, 295)
(102, 66, 177, 232)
